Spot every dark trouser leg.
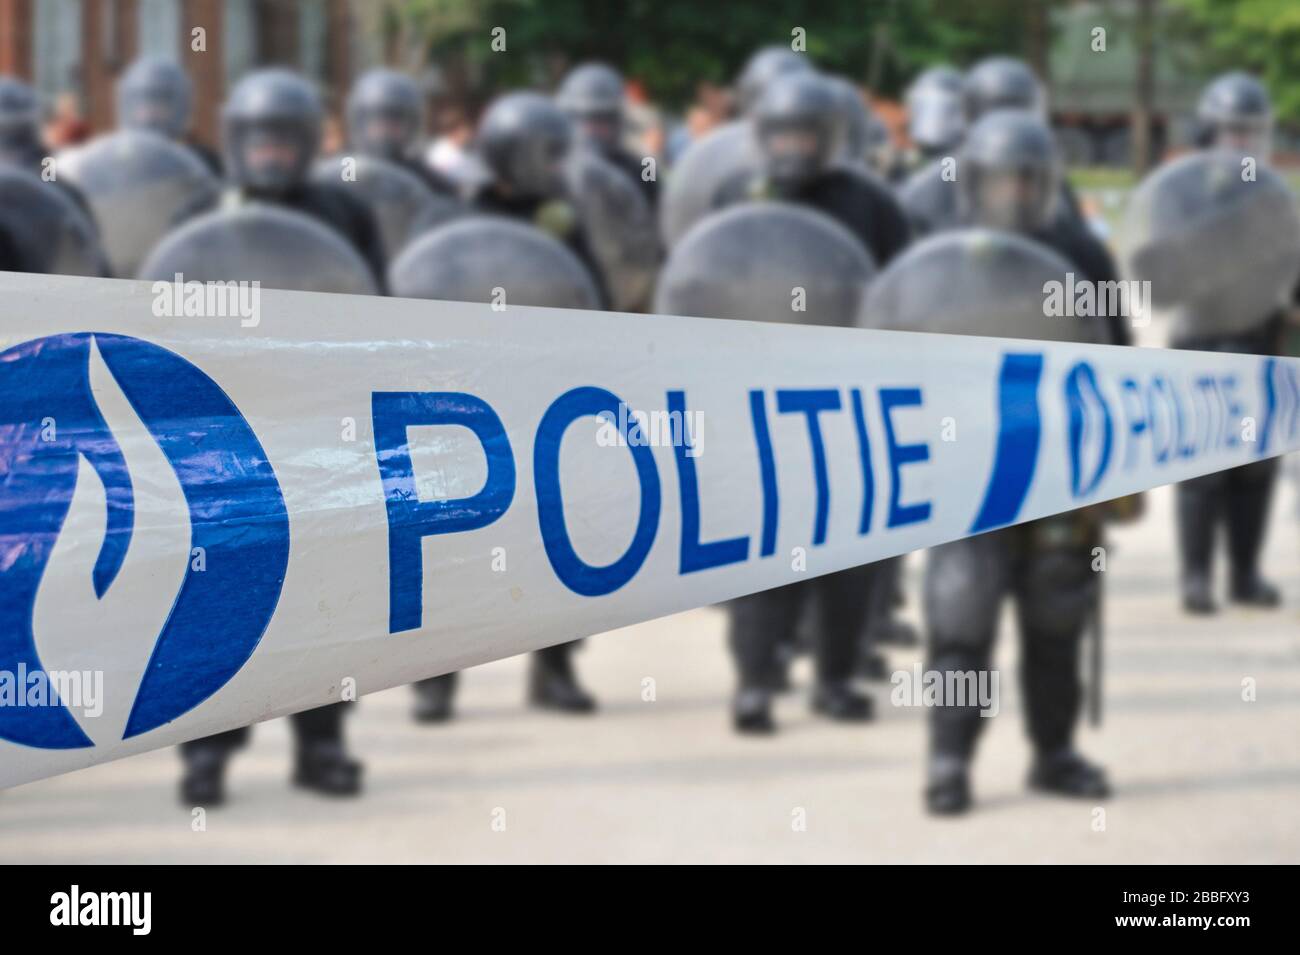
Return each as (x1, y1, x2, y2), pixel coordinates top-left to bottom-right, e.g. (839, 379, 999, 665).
(727, 583, 807, 691)
(291, 701, 347, 748)
(180, 726, 250, 761)
(813, 566, 872, 685)
(1224, 457, 1279, 586)
(1014, 536, 1095, 757)
(1175, 471, 1223, 584)
(413, 672, 459, 722)
(924, 533, 1007, 762)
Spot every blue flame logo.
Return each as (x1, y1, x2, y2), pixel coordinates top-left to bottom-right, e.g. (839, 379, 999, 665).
(0, 333, 290, 749)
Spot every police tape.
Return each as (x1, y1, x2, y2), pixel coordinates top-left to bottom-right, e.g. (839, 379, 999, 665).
(2, 271, 1299, 788)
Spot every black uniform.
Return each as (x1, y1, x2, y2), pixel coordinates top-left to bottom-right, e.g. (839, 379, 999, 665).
(1171, 314, 1284, 608)
(172, 182, 387, 290)
(716, 164, 911, 729)
(713, 167, 911, 268)
(178, 181, 385, 770)
(471, 184, 609, 308)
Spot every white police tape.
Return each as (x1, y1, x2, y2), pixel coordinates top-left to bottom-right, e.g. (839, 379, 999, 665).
(2, 272, 1298, 788)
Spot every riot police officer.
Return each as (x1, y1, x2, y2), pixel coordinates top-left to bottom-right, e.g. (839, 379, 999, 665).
(903, 65, 965, 171)
(408, 94, 608, 721)
(173, 69, 385, 805)
(1135, 72, 1289, 614)
(657, 202, 879, 733)
(713, 72, 911, 267)
(469, 91, 625, 307)
(173, 68, 384, 287)
(873, 110, 1120, 815)
(0, 76, 93, 217)
(345, 67, 458, 197)
(557, 62, 657, 207)
(116, 55, 221, 173)
(735, 46, 815, 115)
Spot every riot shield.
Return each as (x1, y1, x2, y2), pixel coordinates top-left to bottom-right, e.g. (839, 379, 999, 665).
(660, 121, 758, 247)
(137, 202, 379, 295)
(0, 167, 106, 276)
(56, 129, 218, 278)
(565, 146, 659, 311)
(654, 201, 876, 326)
(311, 154, 464, 263)
(1121, 150, 1300, 340)
(858, 227, 1105, 344)
(388, 215, 602, 310)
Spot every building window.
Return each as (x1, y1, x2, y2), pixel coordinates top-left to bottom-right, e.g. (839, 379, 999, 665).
(224, 0, 256, 91)
(299, 0, 327, 85)
(137, 0, 181, 59)
(33, 0, 83, 100)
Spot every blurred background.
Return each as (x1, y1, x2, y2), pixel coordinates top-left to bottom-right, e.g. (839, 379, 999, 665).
(2, 0, 1300, 863)
(6, 0, 1300, 177)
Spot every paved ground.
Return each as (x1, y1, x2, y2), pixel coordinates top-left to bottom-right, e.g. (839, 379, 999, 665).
(2, 472, 1299, 863)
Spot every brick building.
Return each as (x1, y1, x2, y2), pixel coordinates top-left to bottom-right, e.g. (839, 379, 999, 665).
(0, 0, 382, 145)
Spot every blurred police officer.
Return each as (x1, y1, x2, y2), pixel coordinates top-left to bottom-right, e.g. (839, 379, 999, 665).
(558, 62, 657, 207)
(469, 91, 609, 306)
(176, 69, 385, 804)
(1173, 72, 1285, 613)
(890, 110, 1121, 814)
(902, 65, 965, 172)
(0, 76, 94, 217)
(345, 67, 458, 197)
(116, 55, 221, 172)
(655, 202, 878, 733)
(713, 72, 911, 267)
(409, 94, 605, 721)
(173, 68, 384, 287)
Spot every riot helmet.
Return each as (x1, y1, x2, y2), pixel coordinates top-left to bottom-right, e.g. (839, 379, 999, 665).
(1196, 71, 1272, 157)
(754, 72, 840, 190)
(0, 76, 41, 163)
(117, 56, 193, 138)
(963, 56, 1044, 121)
(906, 66, 965, 155)
(735, 46, 814, 115)
(958, 109, 1058, 233)
(477, 92, 572, 200)
(221, 69, 322, 194)
(556, 62, 625, 154)
(346, 68, 423, 161)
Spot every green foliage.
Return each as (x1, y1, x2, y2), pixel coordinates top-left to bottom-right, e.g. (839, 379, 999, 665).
(1168, 0, 1300, 123)
(393, 0, 1051, 107)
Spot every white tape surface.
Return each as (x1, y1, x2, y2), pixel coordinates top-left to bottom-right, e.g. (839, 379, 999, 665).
(2, 272, 1298, 787)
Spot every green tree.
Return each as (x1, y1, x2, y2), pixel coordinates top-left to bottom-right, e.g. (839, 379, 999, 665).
(391, 0, 1058, 109)
(1168, 0, 1300, 123)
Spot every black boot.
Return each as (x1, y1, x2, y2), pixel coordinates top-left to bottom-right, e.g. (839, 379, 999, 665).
(925, 757, 972, 816)
(1028, 748, 1110, 799)
(1230, 573, 1281, 608)
(732, 687, 775, 735)
(1181, 573, 1217, 615)
(528, 646, 596, 713)
(180, 751, 228, 807)
(413, 673, 457, 723)
(856, 649, 890, 681)
(293, 741, 363, 797)
(810, 681, 873, 722)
